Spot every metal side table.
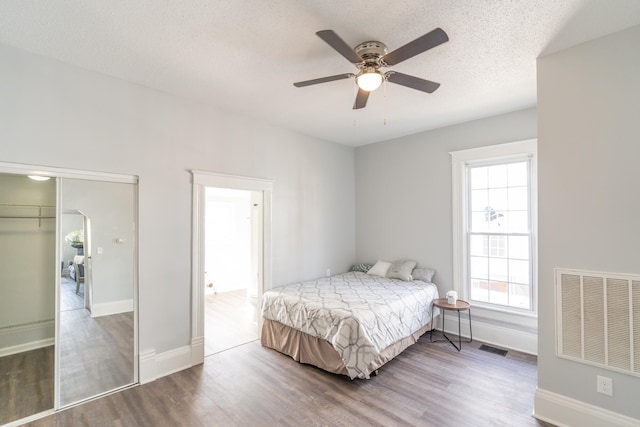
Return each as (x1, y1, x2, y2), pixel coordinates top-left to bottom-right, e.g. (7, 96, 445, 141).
(429, 298, 472, 351)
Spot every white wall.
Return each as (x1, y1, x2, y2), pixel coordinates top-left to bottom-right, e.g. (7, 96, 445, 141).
(536, 25, 640, 422)
(355, 108, 537, 293)
(60, 179, 136, 308)
(0, 43, 356, 357)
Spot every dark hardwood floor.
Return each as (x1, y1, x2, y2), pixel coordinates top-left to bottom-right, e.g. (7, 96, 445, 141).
(27, 332, 553, 427)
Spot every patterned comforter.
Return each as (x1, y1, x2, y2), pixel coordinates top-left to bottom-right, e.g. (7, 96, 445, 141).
(261, 271, 440, 379)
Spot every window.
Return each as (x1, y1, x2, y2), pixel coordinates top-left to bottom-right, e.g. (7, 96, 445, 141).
(451, 140, 537, 318)
(468, 160, 532, 309)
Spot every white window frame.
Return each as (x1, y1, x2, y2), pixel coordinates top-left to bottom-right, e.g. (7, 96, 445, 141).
(451, 139, 538, 327)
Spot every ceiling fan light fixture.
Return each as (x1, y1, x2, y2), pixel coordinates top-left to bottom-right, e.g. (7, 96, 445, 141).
(356, 69, 383, 92)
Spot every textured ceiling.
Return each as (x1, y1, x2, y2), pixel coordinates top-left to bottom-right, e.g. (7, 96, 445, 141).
(1, 1, 640, 146)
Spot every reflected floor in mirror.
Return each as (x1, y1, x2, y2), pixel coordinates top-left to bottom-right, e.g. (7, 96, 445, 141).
(60, 277, 84, 312)
(59, 307, 134, 406)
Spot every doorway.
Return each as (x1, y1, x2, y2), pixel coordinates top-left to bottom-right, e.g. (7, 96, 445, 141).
(204, 187, 261, 356)
(190, 171, 272, 366)
(60, 211, 89, 313)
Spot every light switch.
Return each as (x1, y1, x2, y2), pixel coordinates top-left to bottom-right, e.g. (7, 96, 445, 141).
(97, 247, 103, 254)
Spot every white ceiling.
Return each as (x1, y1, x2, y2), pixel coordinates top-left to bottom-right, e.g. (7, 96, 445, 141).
(1, 1, 640, 147)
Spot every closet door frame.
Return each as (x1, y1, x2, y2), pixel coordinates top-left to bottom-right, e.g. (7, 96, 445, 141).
(0, 161, 138, 418)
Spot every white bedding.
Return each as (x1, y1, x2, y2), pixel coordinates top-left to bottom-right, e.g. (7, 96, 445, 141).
(261, 271, 439, 379)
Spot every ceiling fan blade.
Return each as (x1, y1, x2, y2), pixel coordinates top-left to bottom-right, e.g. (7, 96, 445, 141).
(382, 28, 449, 66)
(387, 72, 440, 93)
(353, 88, 370, 109)
(316, 30, 363, 64)
(293, 73, 354, 87)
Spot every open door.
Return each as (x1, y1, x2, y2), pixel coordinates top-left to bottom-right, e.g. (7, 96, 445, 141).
(203, 187, 262, 356)
(190, 171, 272, 366)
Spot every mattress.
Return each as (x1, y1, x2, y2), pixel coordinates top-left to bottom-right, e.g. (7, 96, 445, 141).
(261, 271, 440, 379)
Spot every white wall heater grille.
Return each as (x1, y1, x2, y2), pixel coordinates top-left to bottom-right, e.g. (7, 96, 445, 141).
(556, 268, 640, 376)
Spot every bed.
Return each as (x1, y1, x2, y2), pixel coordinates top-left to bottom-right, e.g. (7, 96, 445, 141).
(260, 266, 440, 379)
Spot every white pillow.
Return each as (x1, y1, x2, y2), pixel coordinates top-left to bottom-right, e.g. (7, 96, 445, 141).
(387, 260, 417, 281)
(367, 261, 392, 277)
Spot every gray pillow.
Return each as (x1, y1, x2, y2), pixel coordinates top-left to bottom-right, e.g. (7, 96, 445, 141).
(412, 268, 436, 283)
(387, 260, 417, 281)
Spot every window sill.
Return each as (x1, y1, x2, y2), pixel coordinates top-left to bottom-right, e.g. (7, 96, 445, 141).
(460, 302, 538, 333)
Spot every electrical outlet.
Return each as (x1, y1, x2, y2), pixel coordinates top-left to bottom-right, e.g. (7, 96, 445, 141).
(597, 375, 613, 396)
(326, 268, 331, 277)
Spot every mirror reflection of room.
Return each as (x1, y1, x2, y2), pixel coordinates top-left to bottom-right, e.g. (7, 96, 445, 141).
(58, 178, 136, 407)
(0, 173, 56, 425)
(61, 212, 86, 311)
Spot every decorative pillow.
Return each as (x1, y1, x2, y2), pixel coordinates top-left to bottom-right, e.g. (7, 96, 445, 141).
(412, 268, 436, 283)
(367, 260, 392, 277)
(350, 263, 373, 273)
(387, 260, 417, 281)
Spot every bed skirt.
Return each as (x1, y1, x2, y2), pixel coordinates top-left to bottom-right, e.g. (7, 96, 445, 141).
(260, 317, 437, 378)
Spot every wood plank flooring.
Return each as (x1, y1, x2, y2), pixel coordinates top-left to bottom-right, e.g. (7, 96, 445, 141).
(0, 346, 54, 426)
(27, 333, 554, 427)
(204, 289, 259, 356)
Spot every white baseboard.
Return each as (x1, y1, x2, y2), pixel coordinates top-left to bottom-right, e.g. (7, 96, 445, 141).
(534, 388, 640, 427)
(442, 313, 537, 355)
(191, 336, 204, 366)
(139, 350, 157, 384)
(0, 337, 55, 357)
(139, 345, 193, 384)
(91, 299, 133, 318)
(0, 319, 55, 356)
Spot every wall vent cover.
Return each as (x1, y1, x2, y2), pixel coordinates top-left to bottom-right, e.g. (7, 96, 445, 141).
(556, 269, 640, 376)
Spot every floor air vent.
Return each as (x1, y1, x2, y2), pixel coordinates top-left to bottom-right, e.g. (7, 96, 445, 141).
(556, 268, 640, 376)
(479, 344, 508, 356)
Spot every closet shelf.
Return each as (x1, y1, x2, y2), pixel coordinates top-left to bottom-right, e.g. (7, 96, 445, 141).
(0, 203, 56, 225)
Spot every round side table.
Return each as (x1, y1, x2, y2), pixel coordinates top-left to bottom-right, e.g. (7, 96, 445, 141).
(429, 298, 472, 351)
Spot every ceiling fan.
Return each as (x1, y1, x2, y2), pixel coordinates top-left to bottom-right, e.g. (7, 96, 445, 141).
(293, 28, 449, 109)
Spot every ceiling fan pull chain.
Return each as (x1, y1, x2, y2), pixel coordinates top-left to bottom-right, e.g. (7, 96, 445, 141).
(353, 82, 358, 127)
(383, 79, 388, 126)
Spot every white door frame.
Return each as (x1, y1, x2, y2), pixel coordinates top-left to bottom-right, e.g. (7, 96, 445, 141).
(190, 171, 272, 365)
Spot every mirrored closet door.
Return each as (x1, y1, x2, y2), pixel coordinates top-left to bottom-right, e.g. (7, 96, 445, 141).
(57, 178, 137, 407)
(0, 164, 138, 426)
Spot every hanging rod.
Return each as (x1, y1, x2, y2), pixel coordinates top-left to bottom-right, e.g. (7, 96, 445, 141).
(0, 203, 55, 208)
(0, 216, 56, 219)
(0, 203, 56, 226)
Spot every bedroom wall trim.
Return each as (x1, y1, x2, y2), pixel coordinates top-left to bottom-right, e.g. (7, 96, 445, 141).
(0, 319, 55, 356)
(0, 338, 54, 358)
(534, 388, 640, 427)
(442, 313, 537, 355)
(139, 345, 192, 384)
(90, 299, 134, 318)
